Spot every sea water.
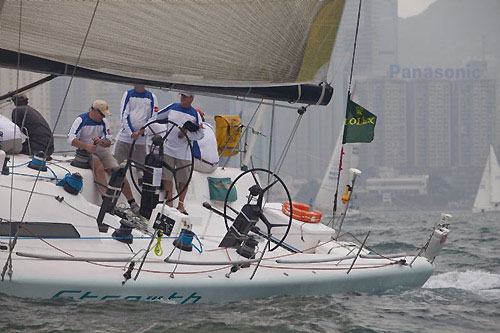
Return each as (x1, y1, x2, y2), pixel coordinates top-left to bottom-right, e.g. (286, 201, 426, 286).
(0, 211, 499, 332)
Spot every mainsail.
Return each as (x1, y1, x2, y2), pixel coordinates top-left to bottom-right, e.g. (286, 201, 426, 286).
(473, 146, 500, 212)
(314, 130, 359, 213)
(0, 0, 345, 104)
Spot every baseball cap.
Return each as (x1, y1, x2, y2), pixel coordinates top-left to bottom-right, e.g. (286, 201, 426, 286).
(180, 92, 194, 98)
(91, 100, 111, 117)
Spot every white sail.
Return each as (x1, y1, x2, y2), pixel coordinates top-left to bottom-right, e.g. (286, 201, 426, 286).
(0, 0, 345, 87)
(314, 130, 359, 213)
(490, 147, 500, 203)
(473, 146, 500, 212)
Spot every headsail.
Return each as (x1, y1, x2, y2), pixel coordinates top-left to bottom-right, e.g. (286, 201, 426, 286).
(314, 130, 359, 213)
(0, 0, 345, 104)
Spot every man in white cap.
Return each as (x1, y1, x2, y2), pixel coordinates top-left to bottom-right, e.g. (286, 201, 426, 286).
(141, 92, 203, 214)
(67, 100, 139, 213)
(114, 84, 158, 165)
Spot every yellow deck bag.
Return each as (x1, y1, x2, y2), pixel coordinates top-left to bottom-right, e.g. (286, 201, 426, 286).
(214, 115, 242, 156)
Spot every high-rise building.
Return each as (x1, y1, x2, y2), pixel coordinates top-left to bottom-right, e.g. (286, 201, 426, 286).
(357, 60, 497, 180)
(453, 76, 496, 169)
(413, 80, 453, 171)
(355, 77, 407, 171)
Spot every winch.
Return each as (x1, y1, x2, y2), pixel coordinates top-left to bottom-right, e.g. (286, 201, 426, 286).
(70, 148, 91, 169)
(27, 151, 48, 171)
(111, 219, 136, 244)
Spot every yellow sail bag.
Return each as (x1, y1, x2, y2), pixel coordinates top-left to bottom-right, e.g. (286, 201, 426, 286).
(214, 115, 242, 156)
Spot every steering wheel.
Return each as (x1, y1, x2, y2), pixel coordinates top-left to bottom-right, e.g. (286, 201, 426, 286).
(127, 119, 195, 205)
(223, 168, 292, 251)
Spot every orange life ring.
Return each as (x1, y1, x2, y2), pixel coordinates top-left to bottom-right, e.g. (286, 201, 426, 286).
(282, 201, 322, 223)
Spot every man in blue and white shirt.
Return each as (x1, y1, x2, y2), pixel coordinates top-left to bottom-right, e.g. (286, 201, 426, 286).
(67, 100, 139, 213)
(143, 92, 203, 214)
(114, 85, 158, 164)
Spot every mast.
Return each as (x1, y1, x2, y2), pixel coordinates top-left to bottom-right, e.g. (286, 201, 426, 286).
(330, 0, 362, 223)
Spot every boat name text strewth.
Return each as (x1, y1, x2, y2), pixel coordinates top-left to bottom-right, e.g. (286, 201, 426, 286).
(51, 290, 201, 303)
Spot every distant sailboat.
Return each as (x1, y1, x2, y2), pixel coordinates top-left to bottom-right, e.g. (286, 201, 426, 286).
(473, 146, 500, 213)
(314, 131, 360, 216)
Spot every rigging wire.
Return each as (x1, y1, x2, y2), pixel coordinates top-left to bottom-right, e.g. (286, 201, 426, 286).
(19, 0, 101, 223)
(15, 222, 396, 277)
(221, 99, 263, 168)
(273, 112, 304, 175)
(250, 112, 304, 214)
(0, 75, 57, 103)
(349, 0, 363, 92)
(331, 0, 362, 228)
(3, 0, 24, 282)
(2, 0, 102, 281)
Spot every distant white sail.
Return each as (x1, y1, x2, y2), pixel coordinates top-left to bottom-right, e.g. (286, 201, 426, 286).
(314, 130, 359, 213)
(473, 146, 500, 213)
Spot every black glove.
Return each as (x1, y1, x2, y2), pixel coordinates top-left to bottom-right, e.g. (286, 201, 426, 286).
(182, 121, 200, 132)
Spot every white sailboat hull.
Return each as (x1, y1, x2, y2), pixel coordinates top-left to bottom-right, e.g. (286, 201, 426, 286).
(0, 154, 438, 303)
(0, 252, 434, 303)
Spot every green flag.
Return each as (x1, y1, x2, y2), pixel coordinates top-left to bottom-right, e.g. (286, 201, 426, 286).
(342, 95, 377, 144)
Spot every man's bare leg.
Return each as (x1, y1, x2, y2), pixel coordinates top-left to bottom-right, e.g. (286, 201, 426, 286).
(90, 157, 108, 196)
(177, 182, 188, 213)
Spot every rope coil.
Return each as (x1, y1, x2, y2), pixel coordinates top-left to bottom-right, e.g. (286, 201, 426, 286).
(56, 173, 83, 194)
(153, 231, 163, 256)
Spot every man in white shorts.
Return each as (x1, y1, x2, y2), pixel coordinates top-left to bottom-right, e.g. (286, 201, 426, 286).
(67, 100, 139, 213)
(143, 93, 203, 214)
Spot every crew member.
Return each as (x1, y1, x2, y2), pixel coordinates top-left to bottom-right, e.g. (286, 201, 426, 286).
(114, 84, 158, 165)
(140, 92, 203, 215)
(67, 100, 139, 214)
(11, 94, 54, 157)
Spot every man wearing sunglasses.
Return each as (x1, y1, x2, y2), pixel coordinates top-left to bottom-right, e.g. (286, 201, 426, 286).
(67, 100, 140, 214)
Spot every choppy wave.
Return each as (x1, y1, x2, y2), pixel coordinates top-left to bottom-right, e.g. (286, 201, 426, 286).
(424, 269, 500, 299)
